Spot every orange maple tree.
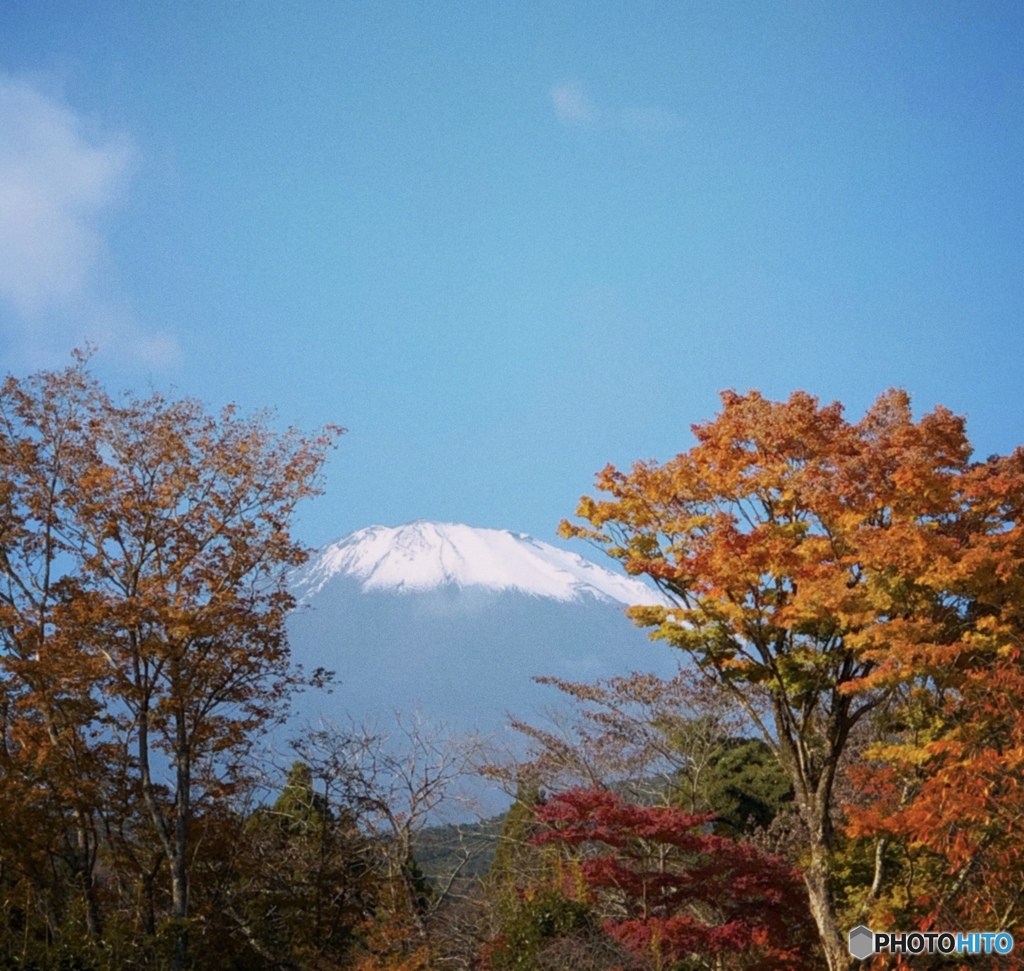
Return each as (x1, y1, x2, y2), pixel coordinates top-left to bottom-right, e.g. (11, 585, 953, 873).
(561, 388, 991, 970)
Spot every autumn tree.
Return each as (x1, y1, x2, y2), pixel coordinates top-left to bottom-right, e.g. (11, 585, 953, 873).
(0, 355, 117, 950)
(841, 448, 1024, 946)
(561, 389, 977, 970)
(503, 669, 745, 811)
(483, 788, 813, 971)
(527, 789, 816, 971)
(85, 390, 339, 968)
(483, 669, 800, 970)
(0, 355, 341, 969)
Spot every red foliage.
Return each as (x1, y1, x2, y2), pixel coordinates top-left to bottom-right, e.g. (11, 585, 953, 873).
(533, 789, 817, 969)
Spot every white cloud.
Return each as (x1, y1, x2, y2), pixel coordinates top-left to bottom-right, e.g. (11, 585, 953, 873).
(550, 80, 680, 133)
(551, 81, 600, 126)
(0, 76, 178, 366)
(0, 79, 132, 314)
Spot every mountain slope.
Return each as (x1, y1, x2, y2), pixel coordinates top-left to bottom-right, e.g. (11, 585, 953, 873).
(285, 522, 677, 740)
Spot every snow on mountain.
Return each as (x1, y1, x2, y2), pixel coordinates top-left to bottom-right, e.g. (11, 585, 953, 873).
(283, 521, 680, 787)
(291, 520, 665, 606)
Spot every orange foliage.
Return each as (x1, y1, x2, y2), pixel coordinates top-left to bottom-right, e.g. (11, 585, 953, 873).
(0, 354, 342, 964)
(845, 450, 1024, 938)
(350, 917, 435, 971)
(561, 388, 1024, 968)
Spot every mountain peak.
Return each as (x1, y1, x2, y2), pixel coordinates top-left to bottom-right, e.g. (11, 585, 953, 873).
(292, 521, 665, 606)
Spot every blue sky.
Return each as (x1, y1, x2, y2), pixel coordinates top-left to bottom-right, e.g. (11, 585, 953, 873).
(2, 1, 1023, 550)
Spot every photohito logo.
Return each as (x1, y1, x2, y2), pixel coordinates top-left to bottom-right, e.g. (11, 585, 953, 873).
(849, 925, 1014, 959)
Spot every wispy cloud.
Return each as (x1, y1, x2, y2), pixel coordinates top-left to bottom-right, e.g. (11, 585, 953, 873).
(0, 76, 179, 367)
(551, 81, 600, 127)
(550, 80, 680, 133)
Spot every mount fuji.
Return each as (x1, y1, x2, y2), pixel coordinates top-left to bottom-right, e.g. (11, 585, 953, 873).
(285, 521, 677, 738)
(291, 521, 667, 605)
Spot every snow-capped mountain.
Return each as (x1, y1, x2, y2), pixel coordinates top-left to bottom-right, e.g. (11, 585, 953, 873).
(285, 522, 678, 742)
(291, 520, 665, 605)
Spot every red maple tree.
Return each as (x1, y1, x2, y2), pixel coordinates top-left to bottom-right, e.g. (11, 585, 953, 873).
(532, 788, 817, 970)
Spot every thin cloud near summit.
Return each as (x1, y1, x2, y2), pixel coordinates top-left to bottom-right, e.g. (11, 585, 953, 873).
(550, 80, 680, 132)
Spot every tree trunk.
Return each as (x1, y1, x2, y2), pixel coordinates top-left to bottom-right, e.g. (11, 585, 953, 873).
(170, 710, 191, 971)
(803, 840, 850, 971)
(782, 729, 851, 971)
(170, 865, 189, 971)
(136, 683, 191, 971)
(141, 863, 159, 938)
(72, 810, 102, 939)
